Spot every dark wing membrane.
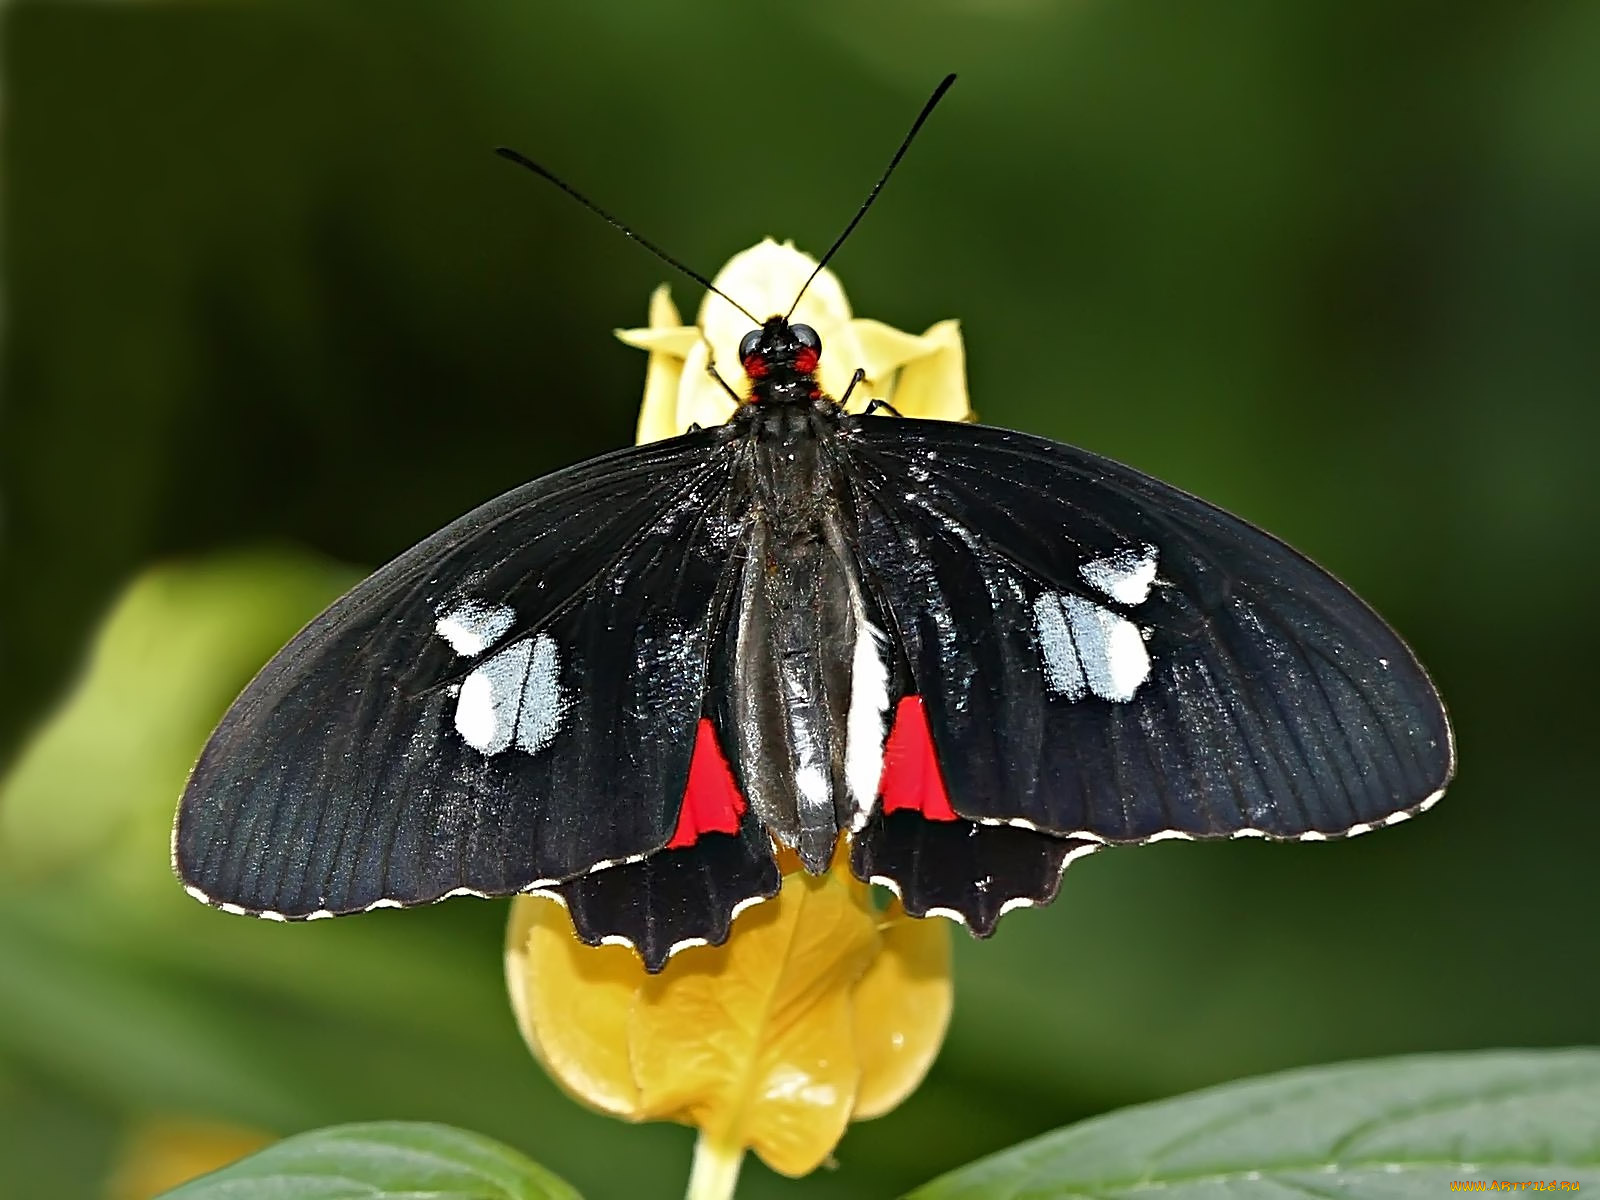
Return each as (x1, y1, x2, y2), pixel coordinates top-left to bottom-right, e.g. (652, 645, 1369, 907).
(552, 813, 780, 971)
(176, 428, 745, 916)
(837, 417, 1453, 842)
(850, 812, 1098, 936)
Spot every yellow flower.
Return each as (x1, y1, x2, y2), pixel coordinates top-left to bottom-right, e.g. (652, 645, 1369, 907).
(506, 851, 950, 1195)
(506, 240, 969, 1198)
(617, 237, 971, 442)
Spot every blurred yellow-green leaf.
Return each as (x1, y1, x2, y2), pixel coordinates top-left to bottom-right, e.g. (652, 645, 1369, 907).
(0, 549, 358, 892)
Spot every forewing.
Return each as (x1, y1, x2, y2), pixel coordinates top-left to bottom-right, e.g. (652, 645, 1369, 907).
(838, 417, 1453, 843)
(175, 429, 745, 916)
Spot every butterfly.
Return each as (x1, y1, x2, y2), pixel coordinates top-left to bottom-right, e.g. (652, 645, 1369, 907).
(173, 80, 1453, 972)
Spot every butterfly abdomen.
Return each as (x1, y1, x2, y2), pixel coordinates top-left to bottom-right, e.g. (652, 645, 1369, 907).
(721, 404, 884, 873)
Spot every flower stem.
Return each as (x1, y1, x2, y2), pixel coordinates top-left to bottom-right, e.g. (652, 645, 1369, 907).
(686, 1132, 744, 1200)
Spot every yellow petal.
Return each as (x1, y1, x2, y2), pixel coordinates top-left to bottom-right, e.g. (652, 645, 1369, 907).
(506, 858, 935, 1180)
(505, 894, 644, 1117)
(813, 322, 884, 410)
(618, 284, 696, 445)
(629, 865, 880, 1178)
(825, 318, 944, 413)
(843, 318, 938, 380)
(671, 339, 743, 433)
(887, 319, 971, 422)
(615, 324, 700, 355)
(618, 239, 969, 435)
(697, 239, 853, 386)
(850, 900, 953, 1120)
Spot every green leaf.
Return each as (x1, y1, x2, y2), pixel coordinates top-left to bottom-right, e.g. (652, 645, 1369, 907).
(158, 1121, 582, 1199)
(0, 547, 359, 888)
(910, 1049, 1600, 1199)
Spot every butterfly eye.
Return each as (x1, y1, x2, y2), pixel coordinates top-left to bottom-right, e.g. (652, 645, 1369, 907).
(791, 324, 822, 355)
(738, 329, 763, 361)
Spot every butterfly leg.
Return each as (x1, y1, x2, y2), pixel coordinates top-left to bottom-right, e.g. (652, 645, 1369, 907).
(705, 356, 745, 405)
(838, 367, 870, 409)
(862, 396, 903, 418)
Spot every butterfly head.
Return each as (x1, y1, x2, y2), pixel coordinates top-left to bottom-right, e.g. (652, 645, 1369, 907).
(738, 316, 823, 404)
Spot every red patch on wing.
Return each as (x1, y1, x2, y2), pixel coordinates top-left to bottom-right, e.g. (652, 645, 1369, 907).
(667, 718, 749, 849)
(878, 696, 959, 822)
(793, 347, 819, 374)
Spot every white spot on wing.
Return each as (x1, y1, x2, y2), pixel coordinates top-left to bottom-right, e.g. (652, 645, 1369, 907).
(454, 634, 565, 755)
(1080, 544, 1159, 605)
(845, 621, 891, 828)
(512, 636, 564, 753)
(455, 641, 526, 753)
(1033, 592, 1151, 703)
(1033, 591, 1085, 701)
(435, 599, 516, 656)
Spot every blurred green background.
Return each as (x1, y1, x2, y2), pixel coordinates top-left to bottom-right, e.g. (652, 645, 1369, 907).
(3, 2, 1597, 1197)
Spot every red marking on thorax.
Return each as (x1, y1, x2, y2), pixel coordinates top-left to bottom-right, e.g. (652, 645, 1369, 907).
(878, 696, 959, 821)
(742, 355, 769, 379)
(668, 718, 749, 848)
(793, 347, 819, 375)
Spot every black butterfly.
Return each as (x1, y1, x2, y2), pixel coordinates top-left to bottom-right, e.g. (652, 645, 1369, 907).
(173, 82, 1453, 971)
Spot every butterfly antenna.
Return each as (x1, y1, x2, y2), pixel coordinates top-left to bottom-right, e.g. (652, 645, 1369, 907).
(785, 73, 957, 321)
(495, 146, 762, 326)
